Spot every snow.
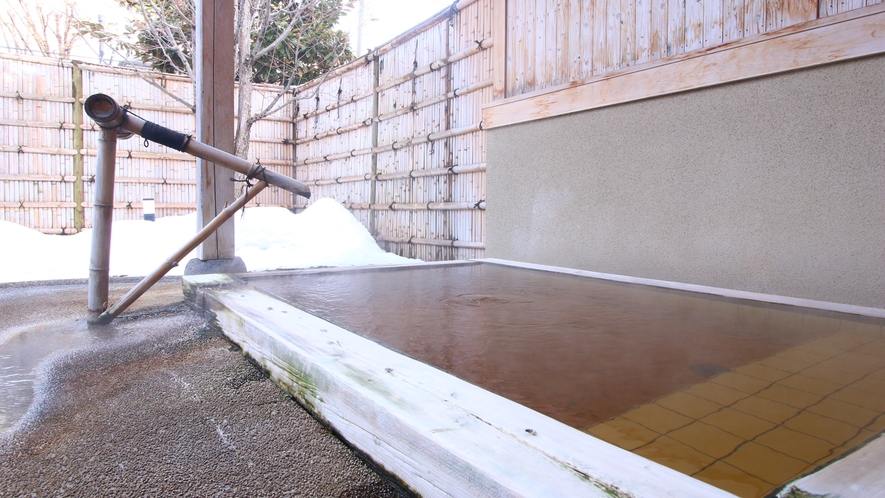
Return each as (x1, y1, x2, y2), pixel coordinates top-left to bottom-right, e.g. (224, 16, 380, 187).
(0, 198, 417, 283)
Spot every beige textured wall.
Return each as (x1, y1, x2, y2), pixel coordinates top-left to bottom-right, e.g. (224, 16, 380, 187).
(487, 55, 885, 308)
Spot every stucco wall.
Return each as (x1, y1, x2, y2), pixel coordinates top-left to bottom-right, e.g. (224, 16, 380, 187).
(487, 55, 885, 309)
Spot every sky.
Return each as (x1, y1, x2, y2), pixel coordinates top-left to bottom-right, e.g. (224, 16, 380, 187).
(337, 0, 453, 54)
(0, 199, 417, 284)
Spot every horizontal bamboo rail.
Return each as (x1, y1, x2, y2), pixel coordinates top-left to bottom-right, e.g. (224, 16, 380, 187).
(0, 119, 78, 130)
(375, 234, 485, 249)
(374, 38, 493, 93)
(295, 79, 492, 144)
(301, 163, 486, 186)
(298, 121, 483, 166)
(0, 145, 78, 156)
(0, 91, 75, 103)
(344, 201, 485, 211)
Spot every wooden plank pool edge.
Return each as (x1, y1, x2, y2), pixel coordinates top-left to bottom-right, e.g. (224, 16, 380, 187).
(184, 274, 736, 498)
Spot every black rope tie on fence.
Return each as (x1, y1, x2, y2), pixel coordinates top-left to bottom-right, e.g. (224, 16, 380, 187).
(231, 159, 269, 215)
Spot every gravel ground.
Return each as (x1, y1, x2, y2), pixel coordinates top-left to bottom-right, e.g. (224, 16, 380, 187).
(0, 278, 408, 497)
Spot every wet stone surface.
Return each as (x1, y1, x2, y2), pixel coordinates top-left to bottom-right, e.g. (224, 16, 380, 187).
(0, 279, 406, 497)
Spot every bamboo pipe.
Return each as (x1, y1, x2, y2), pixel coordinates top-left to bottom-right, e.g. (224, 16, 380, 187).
(87, 126, 118, 323)
(83, 94, 310, 199)
(96, 181, 268, 324)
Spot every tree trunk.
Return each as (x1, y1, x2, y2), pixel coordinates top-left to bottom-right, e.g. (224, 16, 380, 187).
(234, 0, 254, 159)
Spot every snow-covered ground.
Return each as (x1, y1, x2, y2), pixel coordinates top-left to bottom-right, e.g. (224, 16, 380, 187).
(0, 198, 417, 283)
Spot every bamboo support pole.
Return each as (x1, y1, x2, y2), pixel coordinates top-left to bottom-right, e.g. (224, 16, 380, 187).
(87, 126, 119, 323)
(72, 62, 85, 231)
(96, 181, 268, 324)
(83, 94, 310, 198)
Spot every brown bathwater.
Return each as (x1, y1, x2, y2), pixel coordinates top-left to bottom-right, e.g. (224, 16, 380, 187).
(248, 262, 885, 496)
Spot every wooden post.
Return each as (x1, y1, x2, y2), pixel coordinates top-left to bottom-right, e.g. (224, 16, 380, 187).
(194, 0, 236, 262)
(87, 127, 117, 323)
(71, 62, 85, 231)
(492, 0, 507, 99)
(368, 56, 380, 236)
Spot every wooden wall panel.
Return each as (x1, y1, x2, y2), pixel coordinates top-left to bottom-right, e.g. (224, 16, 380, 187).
(503, 0, 837, 97)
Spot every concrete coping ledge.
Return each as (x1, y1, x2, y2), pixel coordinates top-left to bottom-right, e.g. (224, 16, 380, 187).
(183, 269, 735, 497)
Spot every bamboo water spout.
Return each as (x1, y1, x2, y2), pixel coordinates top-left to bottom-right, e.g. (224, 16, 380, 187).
(83, 94, 311, 199)
(83, 93, 311, 324)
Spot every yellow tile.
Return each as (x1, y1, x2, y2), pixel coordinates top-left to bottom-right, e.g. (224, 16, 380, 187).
(622, 404, 693, 434)
(839, 351, 885, 369)
(656, 392, 721, 420)
(756, 355, 813, 374)
(731, 396, 801, 424)
(693, 461, 776, 497)
(801, 331, 873, 355)
(800, 314, 842, 338)
(792, 339, 854, 363)
(839, 320, 883, 338)
(754, 426, 835, 464)
(784, 412, 859, 446)
(820, 429, 879, 466)
(850, 376, 885, 397)
(829, 330, 879, 345)
(711, 372, 772, 394)
(633, 436, 716, 476)
(830, 387, 885, 412)
(756, 384, 823, 409)
(865, 414, 885, 434)
(735, 363, 792, 383)
(807, 398, 879, 428)
(668, 421, 744, 459)
(725, 441, 808, 486)
(818, 355, 883, 376)
(584, 418, 659, 451)
(869, 368, 885, 380)
(801, 364, 867, 386)
(701, 407, 777, 440)
(776, 347, 831, 365)
(685, 381, 750, 407)
(777, 374, 842, 396)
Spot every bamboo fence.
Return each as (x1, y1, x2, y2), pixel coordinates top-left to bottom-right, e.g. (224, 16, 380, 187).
(0, 0, 492, 260)
(0, 53, 299, 235)
(291, 0, 491, 261)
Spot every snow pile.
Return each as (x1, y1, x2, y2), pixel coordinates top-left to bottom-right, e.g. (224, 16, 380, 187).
(0, 198, 416, 283)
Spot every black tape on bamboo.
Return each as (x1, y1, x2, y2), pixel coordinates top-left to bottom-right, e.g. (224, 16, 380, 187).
(140, 121, 192, 152)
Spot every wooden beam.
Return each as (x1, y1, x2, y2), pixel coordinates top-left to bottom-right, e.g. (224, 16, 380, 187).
(482, 3, 885, 128)
(195, 0, 236, 260)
